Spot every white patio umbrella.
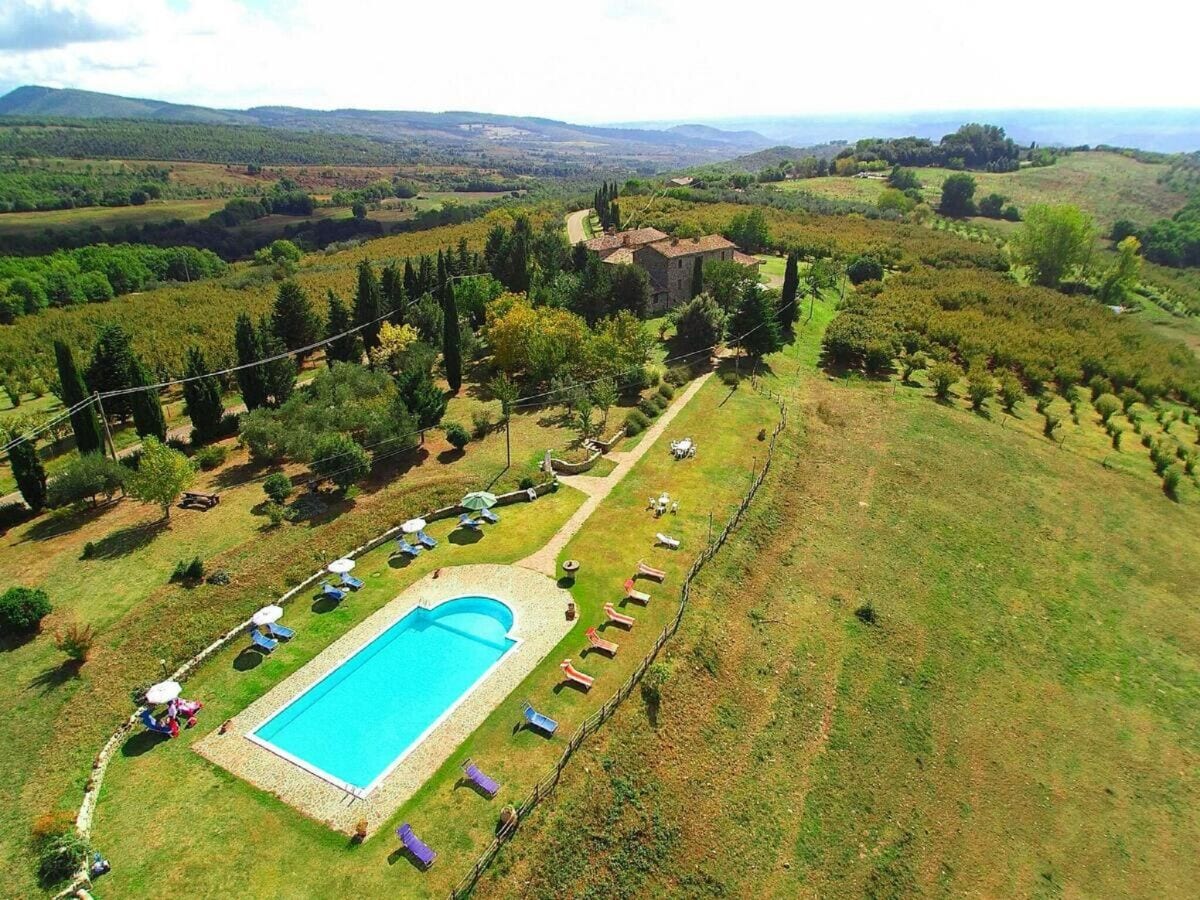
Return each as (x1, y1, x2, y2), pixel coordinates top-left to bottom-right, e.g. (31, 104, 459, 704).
(145, 680, 181, 705)
(327, 558, 356, 574)
(251, 604, 284, 627)
(461, 491, 498, 511)
(400, 518, 427, 535)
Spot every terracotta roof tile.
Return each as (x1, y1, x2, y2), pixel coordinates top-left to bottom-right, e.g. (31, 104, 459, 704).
(733, 251, 762, 267)
(584, 227, 669, 254)
(645, 234, 736, 258)
(601, 247, 635, 265)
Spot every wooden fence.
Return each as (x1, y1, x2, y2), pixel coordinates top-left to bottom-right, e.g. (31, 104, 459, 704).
(448, 384, 787, 898)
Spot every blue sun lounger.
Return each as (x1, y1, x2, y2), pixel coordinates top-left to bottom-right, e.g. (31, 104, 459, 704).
(457, 513, 482, 530)
(340, 572, 364, 590)
(250, 628, 277, 653)
(522, 700, 558, 735)
(396, 540, 421, 558)
(139, 708, 174, 735)
(320, 582, 346, 602)
(416, 529, 438, 549)
(462, 759, 499, 797)
(397, 823, 437, 868)
(265, 622, 294, 640)
(480, 508, 500, 524)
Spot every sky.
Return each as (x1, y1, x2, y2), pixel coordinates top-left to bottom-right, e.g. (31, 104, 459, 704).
(0, 0, 1198, 124)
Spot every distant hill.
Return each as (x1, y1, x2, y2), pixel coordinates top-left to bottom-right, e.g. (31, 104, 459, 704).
(723, 142, 850, 172)
(0, 86, 772, 167)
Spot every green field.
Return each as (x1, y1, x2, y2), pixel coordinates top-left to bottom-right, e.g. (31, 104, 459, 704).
(0, 198, 226, 235)
(772, 151, 1189, 229)
(477, 299, 1200, 899)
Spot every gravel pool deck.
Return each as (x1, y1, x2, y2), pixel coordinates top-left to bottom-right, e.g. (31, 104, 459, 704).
(194, 564, 574, 834)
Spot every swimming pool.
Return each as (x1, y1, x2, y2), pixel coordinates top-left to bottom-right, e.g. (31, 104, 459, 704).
(249, 595, 517, 796)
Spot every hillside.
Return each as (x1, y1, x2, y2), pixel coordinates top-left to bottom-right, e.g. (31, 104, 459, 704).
(0, 86, 771, 168)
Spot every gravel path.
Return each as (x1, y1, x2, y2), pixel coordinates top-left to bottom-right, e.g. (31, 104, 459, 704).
(565, 208, 592, 244)
(516, 370, 713, 576)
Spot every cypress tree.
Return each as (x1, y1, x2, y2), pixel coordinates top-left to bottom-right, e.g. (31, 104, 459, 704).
(181, 346, 225, 444)
(258, 319, 296, 408)
(442, 281, 462, 393)
(325, 290, 361, 366)
(436, 249, 448, 300)
(271, 280, 321, 355)
(9, 435, 47, 511)
(457, 237, 471, 275)
(610, 200, 620, 230)
(779, 252, 800, 331)
(402, 258, 418, 300)
(354, 259, 384, 351)
(85, 324, 137, 420)
(54, 341, 103, 454)
(128, 357, 167, 442)
(381, 263, 405, 321)
(690, 256, 704, 298)
(417, 254, 433, 297)
(234, 312, 268, 411)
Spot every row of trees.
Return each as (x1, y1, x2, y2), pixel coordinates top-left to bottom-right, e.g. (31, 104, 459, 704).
(0, 163, 172, 213)
(938, 173, 1019, 220)
(1112, 194, 1200, 268)
(840, 123, 1022, 173)
(594, 181, 621, 231)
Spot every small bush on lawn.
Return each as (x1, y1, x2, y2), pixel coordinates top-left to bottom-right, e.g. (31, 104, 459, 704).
(1163, 467, 1182, 499)
(651, 392, 669, 411)
(194, 444, 227, 471)
(665, 366, 691, 387)
(264, 501, 289, 527)
(657, 382, 675, 401)
(623, 410, 647, 436)
(1043, 414, 1061, 438)
(80, 541, 96, 559)
(171, 556, 204, 583)
(0, 586, 51, 635)
(36, 826, 88, 887)
(444, 422, 470, 451)
(641, 660, 670, 709)
(855, 601, 878, 625)
(54, 621, 95, 665)
(519, 475, 535, 490)
(637, 397, 659, 419)
(719, 370, 740, 388)
(471, 410, 493, 439)
(262, 473, 292, 505)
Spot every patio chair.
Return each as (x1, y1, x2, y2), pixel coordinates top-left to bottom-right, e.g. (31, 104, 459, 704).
(560, 659, 595, 690)
(320, 582, 347, 602)
(139, 708, 177, 737)
(624, 578, 651, 604)
(249, 628, 278, 653)
(522, 700, 558, 735)
(636, 560, 667, 582)
(340, 572, 365, 590)
(585, 627, 618, 655)
(457, 513, 482, 530)
(265, 622, 294, 640)
(396, 541, 421, 558)
(416, 529, 438, 549)
(396, 824, 437, 869)
(603, 603, 635, 628)
(461, 759, 499, 797)
(480, 508, 500, 524)
(656, 532, 681, 549)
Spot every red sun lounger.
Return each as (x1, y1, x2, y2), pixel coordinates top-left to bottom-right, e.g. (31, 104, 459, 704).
(560, 658, 595, 690)
(585, 627, 618, 656)
(624, 578, 651, 604)
(603, 603, 635, 628)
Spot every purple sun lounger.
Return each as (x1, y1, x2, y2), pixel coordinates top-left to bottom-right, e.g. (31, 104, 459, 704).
(462, 759, 499, 797)
(397, 823, 437, 868)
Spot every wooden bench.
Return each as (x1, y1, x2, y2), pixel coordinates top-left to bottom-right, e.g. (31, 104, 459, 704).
(180, 491, 220, 511)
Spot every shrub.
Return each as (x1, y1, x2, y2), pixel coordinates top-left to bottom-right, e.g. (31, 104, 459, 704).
(1163, 466, 1182, 499)
(309, 432, 370, 491)
(1043, 414, 1061, 438)
(1035, 394, 1053, 415)
(47, 453, 126, 508)
(641, 660, 670, 709)
(518, 475, 535, 490)
(171, 556, 204, 583)
(264, 501, 288, 528)
(966, 365, 995, 410)
(1094, 393, 1121, 424)
(54, 621, 95, 664)
(854, 601, 878, 625)
(665, 365, 691, 387)
(719, 370, 740, 388)
(262, 473, 292, 505)
(0, 586, 52, 634)
(928, 361, 961, 400)
(846, 254, 885, 284)
(638, 397, 659, 419)
(444, 422, 470, 451)
(166, 436, 191, 453)
(35, 818, 88, 887)
(997, 371, 1024, 412)
(194, 444, 227, 471)
(471, 409, 493, 439)
(80, 541, 96, 560)
(1111, 429, 1122, 450)
(1120, 388, 1142, 414)
(901, 351, 927, 382)
(651, 392, 669, 411)
(657, 382, 675, 401)
(623, 410, 647, 436)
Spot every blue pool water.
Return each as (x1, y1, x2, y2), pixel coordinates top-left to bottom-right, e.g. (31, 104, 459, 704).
(252, 596, 516, 794)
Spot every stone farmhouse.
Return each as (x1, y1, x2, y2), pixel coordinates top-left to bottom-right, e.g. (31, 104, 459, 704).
(584, 228, 761, 312)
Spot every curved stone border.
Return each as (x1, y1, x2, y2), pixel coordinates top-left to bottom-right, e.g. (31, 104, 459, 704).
(58, 479, 559, 897)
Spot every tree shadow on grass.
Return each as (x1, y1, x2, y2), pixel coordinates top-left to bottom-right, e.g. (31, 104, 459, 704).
(448, 528, 483, 546)
(22, 501, 114, 542)
(436, 448, 465, 464)
(121, 729, 170, 758)
(29, 660, 81, 694)
(552, 679, 589, 696)
(0, 629, 39, 653)
(211, 460, 268, 489)
(233, 648, 264, 671)
(86, 519, 168, 560)
(387, 553, 414, 570)
(310, 594, 342, 614)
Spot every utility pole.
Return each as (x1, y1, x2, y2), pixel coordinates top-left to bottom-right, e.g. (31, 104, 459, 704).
(94, 392, 117, 459)
(505, 415, 511, 470)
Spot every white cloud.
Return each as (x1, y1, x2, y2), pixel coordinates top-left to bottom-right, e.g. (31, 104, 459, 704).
(0, 0, 1197, 121)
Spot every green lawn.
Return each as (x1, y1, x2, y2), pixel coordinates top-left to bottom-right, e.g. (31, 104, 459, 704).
(0, 199, 225, 236)
(475, 291, 1200, 899)
(86, 371, 776, 897)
